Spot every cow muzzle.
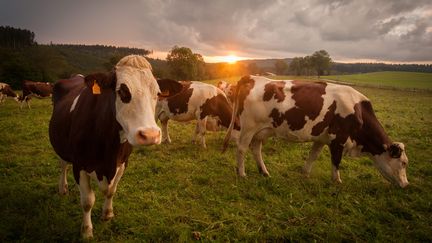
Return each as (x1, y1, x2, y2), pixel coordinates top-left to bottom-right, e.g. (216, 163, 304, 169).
(136, 128, 161, 145)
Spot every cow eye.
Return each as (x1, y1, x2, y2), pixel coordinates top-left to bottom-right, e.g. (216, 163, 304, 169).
(117, 83, 132, 103)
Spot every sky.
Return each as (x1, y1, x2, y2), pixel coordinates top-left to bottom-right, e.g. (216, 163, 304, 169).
(1, 0, 431, 63)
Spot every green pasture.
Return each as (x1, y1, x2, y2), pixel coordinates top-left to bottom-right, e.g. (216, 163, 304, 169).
(325, 71, 432, 90)
(0, 82, 431, 241)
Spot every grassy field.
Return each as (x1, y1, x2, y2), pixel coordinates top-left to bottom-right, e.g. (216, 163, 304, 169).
(325, 71, 432, 90)
(0, 81, 431, 241)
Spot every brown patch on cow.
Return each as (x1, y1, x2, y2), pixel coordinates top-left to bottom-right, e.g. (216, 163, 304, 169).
(269, 81, 327, 130)
(235, 76, 255, 116)
(167, 81, 193, 115)
(263, 81, 286, 102)
(311, 101, 337, 136)
(118, 83, 132, 103)
(200, 94, 239, 129)
(157, 79, 184, 98)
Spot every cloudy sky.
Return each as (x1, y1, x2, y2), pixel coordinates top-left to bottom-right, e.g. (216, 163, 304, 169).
(1, 0, 431, 63)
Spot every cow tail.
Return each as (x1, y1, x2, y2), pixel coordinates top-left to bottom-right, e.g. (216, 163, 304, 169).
(222, 84, 239, 153)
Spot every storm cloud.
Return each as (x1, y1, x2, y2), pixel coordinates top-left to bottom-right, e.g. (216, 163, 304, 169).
(0, 0, 431, 62)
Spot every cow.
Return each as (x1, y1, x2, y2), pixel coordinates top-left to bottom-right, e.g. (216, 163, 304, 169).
(216, 80, 236, 104)
(156, 79, 238, 148)
(223, 75, 409, 188)
(0, 82, 18, 103)
(49, 55, 161, 239)
(19, 80, 53, 108)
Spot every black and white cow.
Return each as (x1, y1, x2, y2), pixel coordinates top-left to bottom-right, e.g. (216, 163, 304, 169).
(156, 79, 238, 148)
(49, 55, 161, 239)
(224, 75, 409, 188)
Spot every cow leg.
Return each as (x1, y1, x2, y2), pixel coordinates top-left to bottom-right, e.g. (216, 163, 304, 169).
(236, 130, 256, 177)
(78, 170, 95, 239)
(160, 118, 171, 143)
(329, 143, 343, 183)
(58, 159, 69, 195)
(197, 118, 207, 148)
(98, 163, 125, 221)
(25, 97, 31, 109)
(250, 138, 270, 176)
(303, 142, 325, 177)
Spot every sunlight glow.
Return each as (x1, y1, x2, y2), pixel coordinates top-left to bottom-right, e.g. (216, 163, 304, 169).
(223, 55, 240, 64)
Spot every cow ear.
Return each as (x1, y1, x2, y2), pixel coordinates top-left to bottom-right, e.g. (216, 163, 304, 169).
(156, 79, 184, 98)
(387, 143, 402, 158)
(85, 72, 116, 94)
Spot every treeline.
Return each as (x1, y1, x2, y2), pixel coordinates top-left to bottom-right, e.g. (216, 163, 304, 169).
(0, 26, 36, 48)
(0, 26, 154, 89)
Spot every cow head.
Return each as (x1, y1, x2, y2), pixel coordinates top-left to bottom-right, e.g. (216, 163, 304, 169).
(374, 142, 409, 188)
(113, 55, 161, 146)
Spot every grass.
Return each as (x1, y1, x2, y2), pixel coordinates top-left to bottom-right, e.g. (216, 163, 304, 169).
(324, 71, 432, 90)
(0, 81, 432, 241)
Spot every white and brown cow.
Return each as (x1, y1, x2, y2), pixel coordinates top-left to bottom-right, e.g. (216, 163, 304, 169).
(216, 80, 236, 104)
(156, 79, 238, 148)
(49, 55, 161, 239)
(19, 80, 53, 109)
(223, 75, 409, 188)
(0, 82, 18, 103)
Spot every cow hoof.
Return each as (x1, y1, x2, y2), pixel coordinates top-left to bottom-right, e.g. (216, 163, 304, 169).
(81, 225, 93, 239)
(162, 138, 171, 144)
(58, 184, 68, 195)
(102, 209, 114, 221)
(333, 178, 342, 184)
(262, 172, 270, 177)
(237, 169, 247, 177)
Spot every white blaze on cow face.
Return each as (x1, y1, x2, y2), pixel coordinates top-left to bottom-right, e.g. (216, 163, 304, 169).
(114, 55, 161, 146)
(373, 142, 409, 188)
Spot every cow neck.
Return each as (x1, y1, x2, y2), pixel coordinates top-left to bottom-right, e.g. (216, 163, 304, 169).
(352, 101, 392, 156)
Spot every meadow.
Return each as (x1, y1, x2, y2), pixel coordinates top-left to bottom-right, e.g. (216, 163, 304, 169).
(0, 76, 431, 242)
(325, 71, 432, 90)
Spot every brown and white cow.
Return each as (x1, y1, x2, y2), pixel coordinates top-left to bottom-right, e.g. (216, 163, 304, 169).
(156, 79, 238, 148)
(223, 75, 409, 188)
(19, 80, 53, 108)
(0, 82, 18, 103)
(216, 80, 236, 104)
(49, 55, 161, 239)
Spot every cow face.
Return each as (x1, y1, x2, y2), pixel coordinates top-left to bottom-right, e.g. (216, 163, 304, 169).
(374, 142, 409, 188)
(114, 55, 161, 146)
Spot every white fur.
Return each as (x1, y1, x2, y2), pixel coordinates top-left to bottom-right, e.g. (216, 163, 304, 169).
(114, 55, 161, 146)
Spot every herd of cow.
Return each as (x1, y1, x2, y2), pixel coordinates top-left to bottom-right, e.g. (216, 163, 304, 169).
(1, 55, 409, 239)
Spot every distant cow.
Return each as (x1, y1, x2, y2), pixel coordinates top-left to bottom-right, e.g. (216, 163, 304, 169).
(0, 82, 18, 103)
(216, 80, 236, 104)
(223, 75, 409, 188)
(156, 79, 238, 148)
(49, 55, 161, 239)
(19, 80, 53, 108)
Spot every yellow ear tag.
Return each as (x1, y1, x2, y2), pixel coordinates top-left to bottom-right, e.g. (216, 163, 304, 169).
(92, 80, 101, 95)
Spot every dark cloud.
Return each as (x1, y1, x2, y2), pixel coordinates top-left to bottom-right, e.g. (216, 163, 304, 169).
(0, 0, 431, 62)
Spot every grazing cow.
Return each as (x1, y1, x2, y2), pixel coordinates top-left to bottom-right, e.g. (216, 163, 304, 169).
(19, 80, 53, 108)
(0, 82, 18, 103)
(216, 80, 236, 104)
(156, 79, 238, 148)
(49, 55, 161, 239)
(223, 75, 409, 188)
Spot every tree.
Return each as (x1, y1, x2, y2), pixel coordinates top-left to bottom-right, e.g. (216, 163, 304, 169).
(289, 57, 303, 75)
(166, 46, 206, 80)
(274, 60, 288, 75)
(247, 62, 260, 75)
(310, 50, 332, 77)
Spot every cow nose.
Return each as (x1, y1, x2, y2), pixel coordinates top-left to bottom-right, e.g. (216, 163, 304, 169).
(136, 128, 161, 145)
(400, 181, 409, 188)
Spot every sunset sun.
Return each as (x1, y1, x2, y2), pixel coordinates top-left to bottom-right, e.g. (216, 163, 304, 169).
(223, 55, 240, 64)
